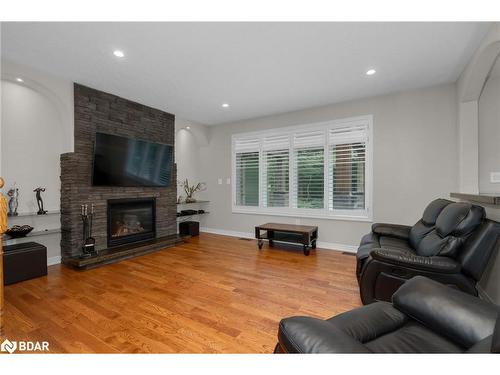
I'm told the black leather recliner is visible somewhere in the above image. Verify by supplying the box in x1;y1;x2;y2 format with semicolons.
275;276;500;353
356;199;500;304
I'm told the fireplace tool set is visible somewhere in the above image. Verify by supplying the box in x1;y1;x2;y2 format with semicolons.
81;204;97;258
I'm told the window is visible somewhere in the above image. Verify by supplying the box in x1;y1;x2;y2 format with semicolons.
232;116;372;220
328;123;368;212
234;138;260;206
263;149;289;207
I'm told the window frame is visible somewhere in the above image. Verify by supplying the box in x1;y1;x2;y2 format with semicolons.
231;115;373;222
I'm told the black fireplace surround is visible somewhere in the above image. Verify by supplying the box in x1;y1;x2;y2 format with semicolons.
107;198;156;247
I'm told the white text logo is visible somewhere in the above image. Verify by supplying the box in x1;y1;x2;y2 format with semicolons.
1;339;49;353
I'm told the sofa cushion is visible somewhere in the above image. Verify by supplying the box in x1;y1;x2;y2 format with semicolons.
421;198;453;226
416;203;485;257
408;198;452;249
436;203;484;238
409;221;436;249
416;230;453;257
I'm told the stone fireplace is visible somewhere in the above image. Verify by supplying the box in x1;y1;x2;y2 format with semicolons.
60;84;178;264
107;198;156;247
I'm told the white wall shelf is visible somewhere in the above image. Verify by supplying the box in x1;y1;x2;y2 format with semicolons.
3;228;61;245
8;210;60;217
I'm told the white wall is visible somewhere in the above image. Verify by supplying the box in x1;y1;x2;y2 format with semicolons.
478;72;500;194
455;23;500;304
191;84;458;249
1;60;73;211
1;60;73;262
175;117;210;187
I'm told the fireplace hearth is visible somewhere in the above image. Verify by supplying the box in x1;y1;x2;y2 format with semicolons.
107;198;156;247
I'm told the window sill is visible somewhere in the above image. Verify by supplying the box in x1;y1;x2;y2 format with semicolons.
231;207;372;222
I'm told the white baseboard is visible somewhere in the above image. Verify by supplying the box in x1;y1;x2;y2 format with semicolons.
316;241;357;253
47;255;61;266
200;227;357;253
201;227;254;239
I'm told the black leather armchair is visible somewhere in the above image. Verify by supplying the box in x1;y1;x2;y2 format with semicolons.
275;276;500;353
356;199;500;304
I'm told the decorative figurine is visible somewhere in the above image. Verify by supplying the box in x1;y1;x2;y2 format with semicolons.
33;187;47;215
7;185;19;216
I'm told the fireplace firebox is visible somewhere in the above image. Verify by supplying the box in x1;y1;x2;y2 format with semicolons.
107;198;156;247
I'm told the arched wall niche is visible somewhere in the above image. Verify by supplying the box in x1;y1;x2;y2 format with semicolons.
1;73;72;152
1;75;68;212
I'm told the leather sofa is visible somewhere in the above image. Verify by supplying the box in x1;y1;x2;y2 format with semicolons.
275;276;500;353
356;199;500;304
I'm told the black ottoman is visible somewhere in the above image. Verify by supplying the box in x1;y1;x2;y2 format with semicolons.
179;221;199;236
3;242;48;285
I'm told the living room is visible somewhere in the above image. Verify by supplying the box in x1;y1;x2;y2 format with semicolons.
1;1;500;372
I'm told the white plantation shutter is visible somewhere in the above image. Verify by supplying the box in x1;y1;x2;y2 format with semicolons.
328;122;368;211
232;116;372;219
292;131;325;209
262;134;290;151
234;137;260;153
328;122;368;144
234;137;260;206
293;130;324;148
263;149;289;207
262;135;290;207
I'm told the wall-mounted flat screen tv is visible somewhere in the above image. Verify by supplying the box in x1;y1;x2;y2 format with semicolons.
92;132;173;187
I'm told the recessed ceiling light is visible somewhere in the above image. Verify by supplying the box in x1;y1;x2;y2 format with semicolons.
16;77;24;82
222;103;230;108
113;50;125;58
366;69;376;76
186;126;191;130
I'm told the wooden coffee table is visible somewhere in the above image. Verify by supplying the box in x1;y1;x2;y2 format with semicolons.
254;223;318;256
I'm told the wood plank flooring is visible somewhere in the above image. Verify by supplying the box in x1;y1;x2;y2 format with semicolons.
3;233;361;353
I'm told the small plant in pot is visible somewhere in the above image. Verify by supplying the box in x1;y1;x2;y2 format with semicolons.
179;179;206;203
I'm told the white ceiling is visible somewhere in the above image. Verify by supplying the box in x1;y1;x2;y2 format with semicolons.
1;22;491;125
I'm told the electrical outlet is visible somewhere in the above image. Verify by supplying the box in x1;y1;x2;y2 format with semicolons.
491;172;500;183
226;178;231;185
217;178;223;185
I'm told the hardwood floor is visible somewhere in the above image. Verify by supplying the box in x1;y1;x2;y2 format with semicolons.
3;233;361;353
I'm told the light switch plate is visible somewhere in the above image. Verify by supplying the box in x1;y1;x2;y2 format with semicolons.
217;178;223;185
226;178;231;185
491;172;500;183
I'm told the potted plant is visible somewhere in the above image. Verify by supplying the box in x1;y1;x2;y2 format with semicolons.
179;179;206;203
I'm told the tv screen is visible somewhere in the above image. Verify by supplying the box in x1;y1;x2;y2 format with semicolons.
92;133;173;187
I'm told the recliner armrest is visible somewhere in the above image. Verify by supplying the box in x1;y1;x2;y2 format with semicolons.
371;223;411;240
392;276;500;349
278;317;371;353
371;248;461;273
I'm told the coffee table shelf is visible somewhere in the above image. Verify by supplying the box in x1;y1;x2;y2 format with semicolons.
254;223;318;256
